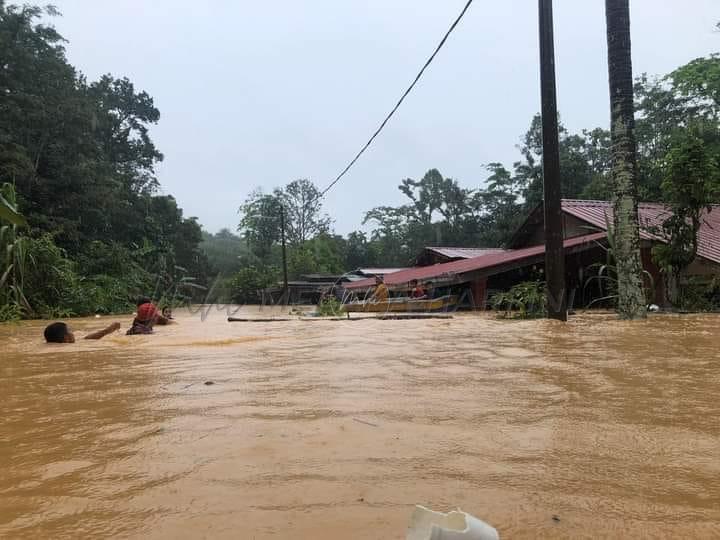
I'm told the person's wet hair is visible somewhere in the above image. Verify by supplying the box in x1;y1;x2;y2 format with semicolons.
137;296;152;306
44;322;69;343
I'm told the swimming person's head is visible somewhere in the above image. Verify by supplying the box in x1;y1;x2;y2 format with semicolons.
136;302;158;325
44;322;75;343
137;296;152;306
161;306;172;319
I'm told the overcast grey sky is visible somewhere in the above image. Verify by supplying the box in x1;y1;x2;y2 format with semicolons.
48;1;717;234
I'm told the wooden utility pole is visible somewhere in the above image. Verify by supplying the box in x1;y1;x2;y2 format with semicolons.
280;205;289;304
538;0;567;321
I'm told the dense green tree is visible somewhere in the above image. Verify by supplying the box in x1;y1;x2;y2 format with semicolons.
363;169;487;264
238;179;333;272
238;180;331;254
238;179;340;281
299;234;347;275
398;169;472;227
345;231;377;270
229;266;277;304
279;179;331;245
282;233;347;279
514;115;612;208
609;56;720;204
670;54;720;118
653;124;720;303
237;189;283;261
0;3;208;316
200;228;252;275
473;164;524;247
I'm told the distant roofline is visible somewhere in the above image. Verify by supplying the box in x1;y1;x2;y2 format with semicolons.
345;232;607;290
424;246;507;250
561;198;720;208
509;199;720;264
509;199;669;248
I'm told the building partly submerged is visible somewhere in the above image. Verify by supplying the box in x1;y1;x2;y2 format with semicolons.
344;200;720;309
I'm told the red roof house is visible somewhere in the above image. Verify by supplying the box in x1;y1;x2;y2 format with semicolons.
345;200;720;308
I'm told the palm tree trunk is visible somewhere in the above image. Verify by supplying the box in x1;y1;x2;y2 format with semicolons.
605;0;647;319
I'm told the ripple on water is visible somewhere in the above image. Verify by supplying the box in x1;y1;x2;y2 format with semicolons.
1;310;720;539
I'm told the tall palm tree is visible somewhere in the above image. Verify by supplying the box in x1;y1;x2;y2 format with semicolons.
605;0;646;319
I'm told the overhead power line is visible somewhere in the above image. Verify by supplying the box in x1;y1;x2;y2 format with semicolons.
318;0;475;198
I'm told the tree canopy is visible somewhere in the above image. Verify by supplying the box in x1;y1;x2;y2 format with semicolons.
0;3;209;318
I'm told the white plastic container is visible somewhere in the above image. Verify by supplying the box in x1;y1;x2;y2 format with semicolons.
406;505;499;540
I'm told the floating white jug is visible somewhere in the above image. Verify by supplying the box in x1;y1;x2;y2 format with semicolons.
406;505;499;540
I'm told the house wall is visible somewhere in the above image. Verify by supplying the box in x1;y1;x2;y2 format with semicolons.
523;214;598;246
641;248;720;305
469;278;488;310
415;250;450;267
641;248;666;306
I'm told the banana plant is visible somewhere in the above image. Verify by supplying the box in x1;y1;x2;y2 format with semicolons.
584;219;654;308
0;183;32;318
0;184;27;227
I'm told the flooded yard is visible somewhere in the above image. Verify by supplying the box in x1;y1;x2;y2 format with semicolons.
1;308;719;538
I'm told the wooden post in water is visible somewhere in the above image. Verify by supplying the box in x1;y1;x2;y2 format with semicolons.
280;205;289;304
538;0;567;321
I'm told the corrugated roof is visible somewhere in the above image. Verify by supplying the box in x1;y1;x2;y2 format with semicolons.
424;246;508;259
561;199;720;265
345;232;606;290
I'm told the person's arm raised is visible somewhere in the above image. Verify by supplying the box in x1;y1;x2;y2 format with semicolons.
84;322;122;340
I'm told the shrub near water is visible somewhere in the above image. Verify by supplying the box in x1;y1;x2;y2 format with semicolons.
316;296;344;317
491;281;547;319
8;234;150;319
676;277;720;312
230;266;278;304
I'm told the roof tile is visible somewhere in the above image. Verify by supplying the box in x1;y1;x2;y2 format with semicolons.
346;232;606;290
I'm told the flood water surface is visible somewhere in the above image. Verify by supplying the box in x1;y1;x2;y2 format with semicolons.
1;308;719;538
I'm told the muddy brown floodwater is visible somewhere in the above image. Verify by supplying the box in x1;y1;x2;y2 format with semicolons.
1;307;719;539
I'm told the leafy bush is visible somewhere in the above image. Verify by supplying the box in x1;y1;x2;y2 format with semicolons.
20;235;143;317
316;295;344;317
66;275;136;315
675;277;720;312
0;302;22;322
1;183;32;316
491;281;547;319
230;266;278;304
22;234;79;316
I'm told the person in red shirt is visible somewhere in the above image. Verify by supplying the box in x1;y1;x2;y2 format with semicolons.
126;297;173;335
409;279;426;299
